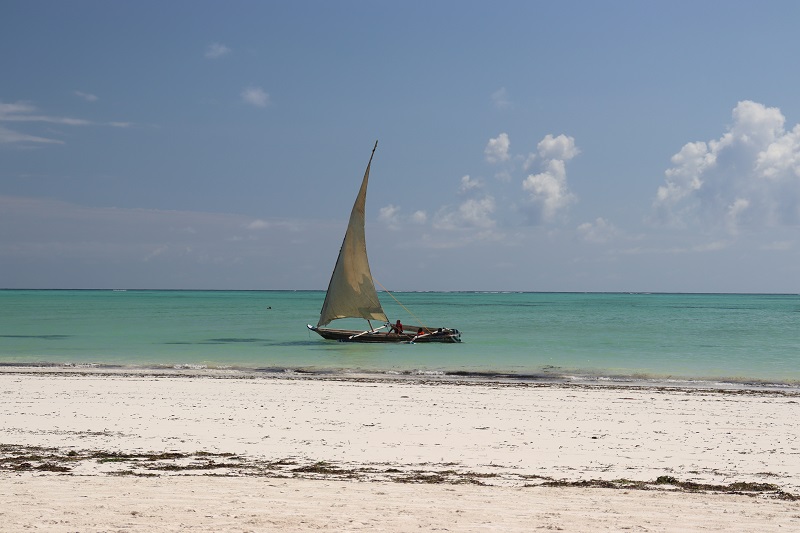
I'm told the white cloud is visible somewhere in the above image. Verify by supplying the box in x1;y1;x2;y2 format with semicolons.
433;196;496;230
0;101;36;116
379;204;402;229
0;125;63;145
410;210;427;224
459;175;483;193
485;133;510;163
577;217;617;243
0;101;90;126
0;99;131;144
205;42;231;59
0;101;68;144
653;100;800;230
491;87;511;110
241;86;270;108
657;141;711;202
725;198;750;234
521;134;579;224
74;91;98;102
523;160;576;222
537;134;580;161
755;124;800;179
459;197;496;228
1;111;90;126
379;204;427;230
730;99;784;146
246;219;269;230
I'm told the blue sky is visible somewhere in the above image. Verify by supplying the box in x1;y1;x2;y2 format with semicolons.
2;1;799;292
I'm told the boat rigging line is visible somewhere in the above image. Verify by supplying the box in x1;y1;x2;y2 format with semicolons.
373;279;433;335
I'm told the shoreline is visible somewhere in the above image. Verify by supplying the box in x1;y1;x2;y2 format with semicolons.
2;368;799;530
2;363;798;393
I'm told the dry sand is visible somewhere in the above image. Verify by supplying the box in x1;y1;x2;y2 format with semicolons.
1;368;799;531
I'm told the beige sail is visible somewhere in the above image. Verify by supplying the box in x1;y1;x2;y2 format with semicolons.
317;141;388;327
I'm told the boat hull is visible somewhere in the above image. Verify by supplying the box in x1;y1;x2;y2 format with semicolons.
308;325;461;343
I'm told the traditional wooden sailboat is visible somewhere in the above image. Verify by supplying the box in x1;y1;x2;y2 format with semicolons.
307;141;461;343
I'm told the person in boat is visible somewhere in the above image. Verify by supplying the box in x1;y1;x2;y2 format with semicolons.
390;320;404;334
417;328;425;337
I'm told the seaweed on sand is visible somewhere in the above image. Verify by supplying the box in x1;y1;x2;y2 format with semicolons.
539;476;797;500
291;461;353;476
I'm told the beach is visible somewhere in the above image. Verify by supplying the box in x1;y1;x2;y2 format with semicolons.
1;368;798;531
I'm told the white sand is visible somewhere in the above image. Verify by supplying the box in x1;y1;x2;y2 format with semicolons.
1;369;799;531
4;475;799;532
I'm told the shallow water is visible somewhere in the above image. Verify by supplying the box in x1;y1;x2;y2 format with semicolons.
1;290;798;388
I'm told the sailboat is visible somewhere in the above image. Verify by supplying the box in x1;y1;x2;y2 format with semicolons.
307;141;461;343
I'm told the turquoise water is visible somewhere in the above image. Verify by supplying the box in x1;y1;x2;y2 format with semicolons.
1;290;798;387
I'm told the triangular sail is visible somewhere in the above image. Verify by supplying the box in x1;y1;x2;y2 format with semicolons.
317;141;388;327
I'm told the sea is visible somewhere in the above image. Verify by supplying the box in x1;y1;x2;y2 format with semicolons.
1;290;798;389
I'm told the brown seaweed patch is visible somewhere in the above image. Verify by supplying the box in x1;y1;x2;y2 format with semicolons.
394;470;490;485
36;462;71;472
148;461;244;472
107;470;159;477
2;443;798;500
539;476;796;499
291;461;352;475
0;444;76;470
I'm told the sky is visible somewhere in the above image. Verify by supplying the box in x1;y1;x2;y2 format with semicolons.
2;1;799;292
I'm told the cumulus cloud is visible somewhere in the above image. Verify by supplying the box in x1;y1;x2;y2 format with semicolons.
537;133;581;160
241;86;270;108
653;100;800;231
205;42;231;59
410;131;579;239
433;196;496;230
485;133;510;163
521;134;579;223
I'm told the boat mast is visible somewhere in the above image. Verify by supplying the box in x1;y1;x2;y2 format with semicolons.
316;140;387;328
